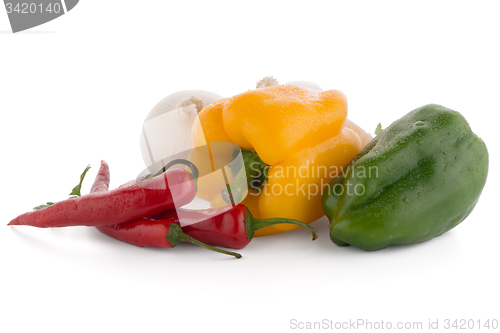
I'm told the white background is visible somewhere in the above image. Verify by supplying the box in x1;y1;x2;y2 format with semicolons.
1;1;499;332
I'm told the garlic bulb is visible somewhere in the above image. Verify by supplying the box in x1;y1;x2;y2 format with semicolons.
140;90;223;172
256;76;279;88
284;81;323;92
343;119;374;147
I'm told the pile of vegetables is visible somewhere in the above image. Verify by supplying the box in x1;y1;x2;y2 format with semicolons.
8;77;489;256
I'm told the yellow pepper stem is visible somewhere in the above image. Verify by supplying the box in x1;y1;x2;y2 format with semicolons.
222;149;268;204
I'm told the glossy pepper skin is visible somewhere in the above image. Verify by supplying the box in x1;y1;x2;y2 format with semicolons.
92;161;177;247
91;161;241;258
96;217;241;258
89;160;110;193
97;218;184;248
153;204;318;249
322;104;489;251
191;85;362;236
154;206;251;249
8;168;196;228
93;161;179;247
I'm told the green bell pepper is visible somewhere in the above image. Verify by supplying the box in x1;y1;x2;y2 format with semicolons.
322;104;488;251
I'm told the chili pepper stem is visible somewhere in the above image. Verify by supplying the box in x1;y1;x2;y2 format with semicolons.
166;223;242;258
244;208;318;240
146;159;199;191
152;159;199;180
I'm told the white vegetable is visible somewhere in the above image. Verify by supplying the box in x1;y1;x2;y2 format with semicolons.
344;119;374;148
284;80;323;91
256;76;279;88
140;90;223;172
257;77;323;91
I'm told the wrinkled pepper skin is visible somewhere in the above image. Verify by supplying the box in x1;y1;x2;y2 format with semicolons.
192;85;362;236
322;104;488;251
152;204;318;249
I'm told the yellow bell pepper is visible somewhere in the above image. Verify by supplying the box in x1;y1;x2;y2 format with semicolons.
192;85;362;236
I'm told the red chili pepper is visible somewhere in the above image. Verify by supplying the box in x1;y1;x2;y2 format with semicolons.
152;205;318;249
8;164;196;228
90;161;240;258
90;160;110;193
96;219;241;258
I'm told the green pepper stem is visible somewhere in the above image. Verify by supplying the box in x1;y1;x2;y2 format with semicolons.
153;158;199;180
241;149;268;191
166;223;242;258
222;149;268;204
244;208;318;240
149;159;199;190
221;166;247;205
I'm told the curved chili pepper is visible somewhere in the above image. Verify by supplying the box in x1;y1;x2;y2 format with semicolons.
8;164;196;228
153;204;318;249
96;219;241;258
